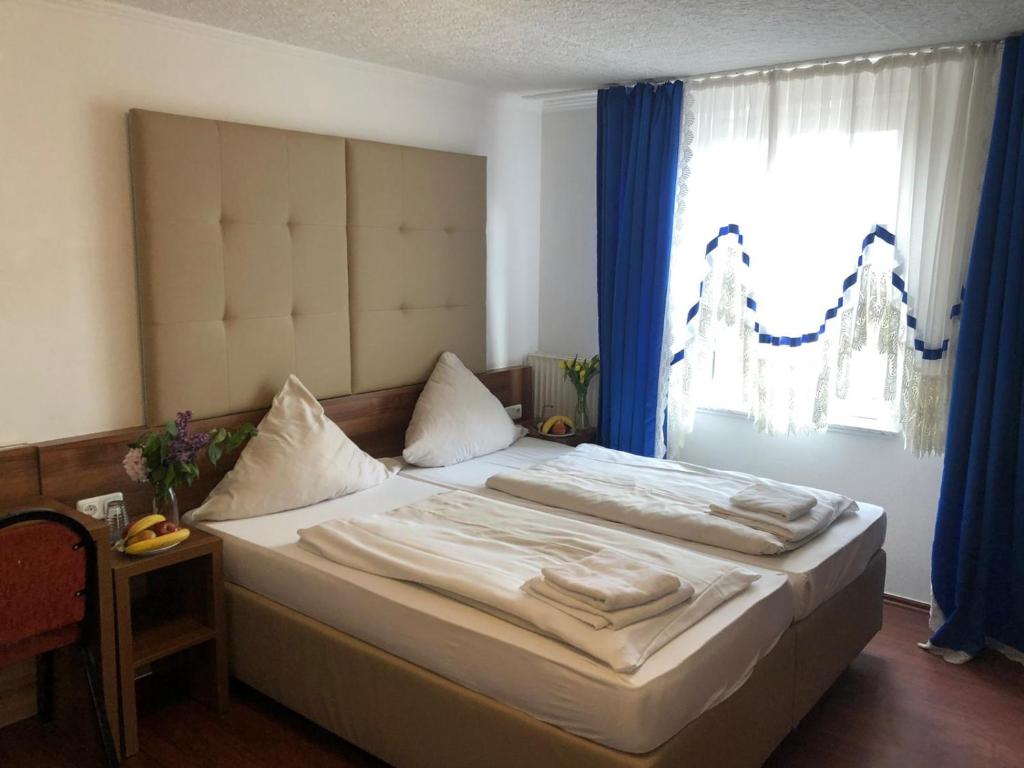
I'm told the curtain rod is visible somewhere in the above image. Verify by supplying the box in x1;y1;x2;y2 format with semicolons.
524;35;1004;101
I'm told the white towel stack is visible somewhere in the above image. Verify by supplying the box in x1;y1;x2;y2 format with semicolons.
730;482;817;521
522;550;695;630
708;481;849;545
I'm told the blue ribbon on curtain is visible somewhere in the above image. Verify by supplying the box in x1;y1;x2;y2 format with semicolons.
670;224;962;364
930;35;1024;659
597;81;684;457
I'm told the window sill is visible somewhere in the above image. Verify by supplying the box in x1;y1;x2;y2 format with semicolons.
694;406;901;438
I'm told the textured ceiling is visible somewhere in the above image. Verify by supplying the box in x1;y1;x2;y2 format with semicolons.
112;0;1024;93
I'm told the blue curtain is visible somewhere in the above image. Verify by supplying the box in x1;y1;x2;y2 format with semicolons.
596;81;684;457
930;36;1024;660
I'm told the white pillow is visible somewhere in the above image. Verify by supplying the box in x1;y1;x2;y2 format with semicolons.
403;351;527;467
190;375;394;522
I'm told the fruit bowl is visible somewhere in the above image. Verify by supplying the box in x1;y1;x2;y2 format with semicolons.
115;514;190;556
114;538;184;556
537;414;576;438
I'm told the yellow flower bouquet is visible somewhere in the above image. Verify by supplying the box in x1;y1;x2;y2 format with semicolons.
560;354;599;430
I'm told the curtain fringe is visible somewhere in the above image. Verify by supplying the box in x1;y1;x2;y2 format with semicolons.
668;226;959;453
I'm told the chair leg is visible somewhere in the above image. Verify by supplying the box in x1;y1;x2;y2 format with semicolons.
36;650;55;723
79;645;119;767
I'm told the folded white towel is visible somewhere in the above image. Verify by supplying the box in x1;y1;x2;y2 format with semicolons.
709;500;843;544
730;482;817;521
523;577;695;629
540;550;681;611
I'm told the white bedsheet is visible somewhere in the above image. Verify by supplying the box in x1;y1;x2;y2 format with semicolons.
297;490;758;672
486;444;853;554
189;476;792;752
400;438;886;620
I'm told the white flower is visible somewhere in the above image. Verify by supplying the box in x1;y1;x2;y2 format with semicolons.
122;447;148;484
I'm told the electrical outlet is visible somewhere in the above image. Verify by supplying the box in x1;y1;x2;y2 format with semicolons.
505;403;523;420
76;492;124;520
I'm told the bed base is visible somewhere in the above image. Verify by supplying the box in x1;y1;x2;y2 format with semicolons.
224;548;885;768
226;584;793;768
792;548;885;722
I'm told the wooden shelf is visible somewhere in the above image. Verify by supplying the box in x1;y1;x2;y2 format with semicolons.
132;615;216;669
112;529;227;756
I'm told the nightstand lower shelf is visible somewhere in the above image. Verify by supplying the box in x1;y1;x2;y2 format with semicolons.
133;615;217;668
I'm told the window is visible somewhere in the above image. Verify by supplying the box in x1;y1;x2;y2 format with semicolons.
702;335;900;433
689;126;902;431
664;45;1000;456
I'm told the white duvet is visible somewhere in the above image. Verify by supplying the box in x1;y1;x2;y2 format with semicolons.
297;490;757;673
486;445;856;555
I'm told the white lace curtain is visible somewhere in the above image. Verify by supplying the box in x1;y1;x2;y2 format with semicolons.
664;43;1001;457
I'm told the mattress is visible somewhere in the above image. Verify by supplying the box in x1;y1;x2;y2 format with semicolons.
400;438;886;620
190;476;792;753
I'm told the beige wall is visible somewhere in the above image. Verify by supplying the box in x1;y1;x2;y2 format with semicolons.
0;0;541;445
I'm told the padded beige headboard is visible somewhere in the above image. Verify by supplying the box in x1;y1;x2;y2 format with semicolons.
128;110;486;424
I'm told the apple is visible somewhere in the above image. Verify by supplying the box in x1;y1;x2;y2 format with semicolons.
551;421;568;435
152;521;179;536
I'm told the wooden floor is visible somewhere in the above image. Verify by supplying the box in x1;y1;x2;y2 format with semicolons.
2;603;1022;768
764;603;1024;768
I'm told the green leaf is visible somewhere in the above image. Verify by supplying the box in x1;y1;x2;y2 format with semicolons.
226;423;257;452
207;442;223;467
166;420;178;437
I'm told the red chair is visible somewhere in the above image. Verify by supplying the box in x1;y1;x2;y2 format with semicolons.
0;508;118;766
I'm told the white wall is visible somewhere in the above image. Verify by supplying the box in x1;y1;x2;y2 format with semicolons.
539;106;598;357
0;0;540;445
680;412;944;602
538;102;943;602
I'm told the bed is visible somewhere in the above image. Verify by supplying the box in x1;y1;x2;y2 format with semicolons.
189;476;793;758
400;437;887;720
117;107;885;767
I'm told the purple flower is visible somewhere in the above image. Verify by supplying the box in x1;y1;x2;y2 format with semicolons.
169;411;210;464
175;410;192;435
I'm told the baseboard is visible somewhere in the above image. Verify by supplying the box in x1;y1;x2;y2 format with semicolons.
883;593;929;613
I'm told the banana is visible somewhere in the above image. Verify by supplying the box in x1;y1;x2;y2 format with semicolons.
125;529;157;547
540;414;575;434
125;528;190;555
124;514;165;539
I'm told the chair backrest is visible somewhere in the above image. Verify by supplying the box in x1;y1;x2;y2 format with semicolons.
0;510;90;646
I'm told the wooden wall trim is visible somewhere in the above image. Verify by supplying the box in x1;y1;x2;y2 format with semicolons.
883;594;930;613
0;445;41;507
33;366;532;517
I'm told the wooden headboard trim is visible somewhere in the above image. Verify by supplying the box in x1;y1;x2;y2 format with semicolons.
29;366;532;517
0;446;41;507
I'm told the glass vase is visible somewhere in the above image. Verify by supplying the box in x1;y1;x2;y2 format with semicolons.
574;390;590;432
153;487;179;526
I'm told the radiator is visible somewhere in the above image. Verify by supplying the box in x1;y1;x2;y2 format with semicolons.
526;353;599;428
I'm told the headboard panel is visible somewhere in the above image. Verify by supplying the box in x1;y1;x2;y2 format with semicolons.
129;110;487;426
347;140;486;392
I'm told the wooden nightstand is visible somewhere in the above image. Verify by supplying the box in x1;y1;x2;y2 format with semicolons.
525;426;598;447
110;528;227;756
